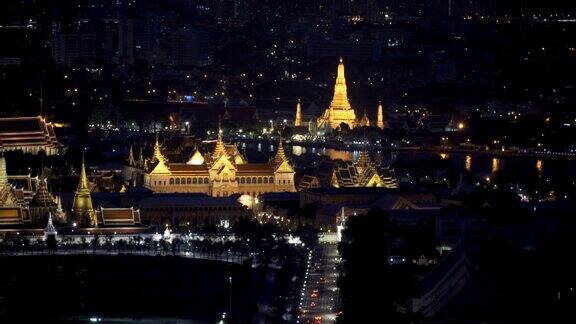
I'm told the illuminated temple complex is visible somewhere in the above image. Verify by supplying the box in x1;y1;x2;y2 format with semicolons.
314;58;388;131
144;132;296;197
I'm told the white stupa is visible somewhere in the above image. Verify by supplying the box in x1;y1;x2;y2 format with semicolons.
163;227;173;242
44;212;58;240
55;194;66;220
337;206;346;241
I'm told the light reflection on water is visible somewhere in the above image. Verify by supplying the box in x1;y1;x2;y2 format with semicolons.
247;143;572;181
492;157;501;174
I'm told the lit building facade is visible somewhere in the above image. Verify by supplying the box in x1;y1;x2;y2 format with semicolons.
144;133;296;197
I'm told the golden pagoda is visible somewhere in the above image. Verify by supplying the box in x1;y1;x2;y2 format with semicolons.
294;99;302;127
318;58;358;130
271;137;288;166
377;101;385;129
30;177;57;223
212;126;227;161
152;134;168;165
71;154;97;227
359;109;370;127
0;154;16;205
149;134;171;175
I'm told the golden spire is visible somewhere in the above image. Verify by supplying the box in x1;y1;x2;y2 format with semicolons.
72;153;96;227
78;154;90;191
356;145;371;172
360;108;370;126
150;134;170;174
0;154;16;206
295;99;302;126
153;133;167;164
127;144;135;166
333;57;349;105
318;57;357;130
212;119;228;160
377;101;384;129
272;137;287;165
31;177;56;207
0;154;9;188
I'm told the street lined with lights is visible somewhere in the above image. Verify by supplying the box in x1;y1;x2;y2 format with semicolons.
298;243;340;323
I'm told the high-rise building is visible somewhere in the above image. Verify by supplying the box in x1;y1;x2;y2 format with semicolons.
170;27;212;67
117;19;134;65
52;33;96;66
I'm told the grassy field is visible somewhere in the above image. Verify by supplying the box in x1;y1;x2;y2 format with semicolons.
0;254;260;323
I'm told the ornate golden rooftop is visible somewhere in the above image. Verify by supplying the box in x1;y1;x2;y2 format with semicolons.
0;116;63;155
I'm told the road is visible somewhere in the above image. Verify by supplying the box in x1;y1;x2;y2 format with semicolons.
298;242;340;323
0;249;248;264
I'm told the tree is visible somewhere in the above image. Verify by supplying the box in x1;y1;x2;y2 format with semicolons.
46;235;57;253
338;208;394;323
294;224;318;249
338;122;351;134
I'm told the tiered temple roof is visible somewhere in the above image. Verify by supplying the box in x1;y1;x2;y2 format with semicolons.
30;178;57;207
331;148;398;188
96;207;141;226
0;116;63;155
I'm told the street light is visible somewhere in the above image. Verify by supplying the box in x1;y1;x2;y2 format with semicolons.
228;276;232;320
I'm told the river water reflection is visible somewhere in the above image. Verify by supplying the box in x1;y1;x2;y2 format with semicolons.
241;142;573;183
